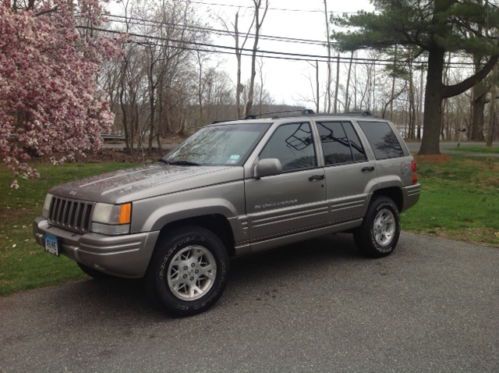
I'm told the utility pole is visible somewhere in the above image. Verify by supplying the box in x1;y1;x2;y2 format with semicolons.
323;0;332;113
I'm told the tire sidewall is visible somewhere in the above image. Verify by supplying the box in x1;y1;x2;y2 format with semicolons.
149;227;229;316
368;198;400;255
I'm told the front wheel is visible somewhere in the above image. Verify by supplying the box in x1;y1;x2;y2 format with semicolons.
145;226;229;317
354;196;400;258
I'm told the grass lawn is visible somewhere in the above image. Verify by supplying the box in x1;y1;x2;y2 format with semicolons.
0;162;138;295
452;145;499;154
401;155;499;246
1;155;498;296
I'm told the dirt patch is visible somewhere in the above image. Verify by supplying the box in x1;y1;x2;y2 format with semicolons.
431;227;499;248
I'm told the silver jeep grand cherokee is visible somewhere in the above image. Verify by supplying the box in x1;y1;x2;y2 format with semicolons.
34;113;420;316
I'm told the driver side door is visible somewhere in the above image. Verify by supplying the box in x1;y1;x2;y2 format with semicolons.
244;122;327;243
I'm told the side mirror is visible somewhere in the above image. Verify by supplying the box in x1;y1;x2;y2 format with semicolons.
255;158;282;179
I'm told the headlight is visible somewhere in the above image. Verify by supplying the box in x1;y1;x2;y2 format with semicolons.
91;202;131;235
42;193;53;218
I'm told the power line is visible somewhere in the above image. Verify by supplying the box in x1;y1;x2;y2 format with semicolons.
184;0;332;14
84;24;475;68
105;13;327;46
81;26;397;65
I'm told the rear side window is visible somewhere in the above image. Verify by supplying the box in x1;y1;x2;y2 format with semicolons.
317;121;367;165
260;122;316;172
358;121;406;160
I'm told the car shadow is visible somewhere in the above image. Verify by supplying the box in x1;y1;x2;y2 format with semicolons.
46;233;362;320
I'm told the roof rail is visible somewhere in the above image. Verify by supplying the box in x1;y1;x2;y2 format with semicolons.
211;109;372;123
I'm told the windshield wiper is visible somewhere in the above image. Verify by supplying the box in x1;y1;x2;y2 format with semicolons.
160;159;200;166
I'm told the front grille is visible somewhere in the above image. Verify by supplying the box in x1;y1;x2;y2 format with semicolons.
48;197;94;233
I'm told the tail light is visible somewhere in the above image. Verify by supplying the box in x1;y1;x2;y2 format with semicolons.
411;160;418;184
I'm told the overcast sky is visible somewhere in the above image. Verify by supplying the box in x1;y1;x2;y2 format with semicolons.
190;0;375;108
108;0;375;109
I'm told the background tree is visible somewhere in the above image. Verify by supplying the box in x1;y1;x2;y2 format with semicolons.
244;0;269;117
333;0;499;154
0;0;118;186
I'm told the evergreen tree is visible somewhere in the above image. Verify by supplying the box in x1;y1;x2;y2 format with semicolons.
333;0;498;154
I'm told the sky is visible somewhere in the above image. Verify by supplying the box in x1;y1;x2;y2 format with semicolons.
108;0;376;108
187;0;375;108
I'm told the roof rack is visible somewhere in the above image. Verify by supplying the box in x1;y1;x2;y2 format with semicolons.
211;109;373;123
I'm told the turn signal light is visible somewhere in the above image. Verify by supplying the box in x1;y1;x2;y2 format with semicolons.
118;203;132;224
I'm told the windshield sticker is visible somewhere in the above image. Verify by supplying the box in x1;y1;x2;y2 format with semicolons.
226;154;241;164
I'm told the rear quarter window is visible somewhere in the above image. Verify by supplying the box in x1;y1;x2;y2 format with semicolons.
358;121;407;160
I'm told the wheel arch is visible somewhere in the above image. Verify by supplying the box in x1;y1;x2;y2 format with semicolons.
155;214;236;257
369;186;404;212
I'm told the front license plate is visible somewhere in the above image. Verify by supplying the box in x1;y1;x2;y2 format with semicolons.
44;234;59;256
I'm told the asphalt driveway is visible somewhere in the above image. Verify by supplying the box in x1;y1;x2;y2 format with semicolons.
1;232;498;372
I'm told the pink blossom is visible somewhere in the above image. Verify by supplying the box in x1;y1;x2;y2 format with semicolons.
0;0;121;182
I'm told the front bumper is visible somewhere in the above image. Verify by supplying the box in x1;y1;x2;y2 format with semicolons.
33;217;160;278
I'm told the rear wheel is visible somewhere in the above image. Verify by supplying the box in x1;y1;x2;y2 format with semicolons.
354;196;400;258
146;226;229;317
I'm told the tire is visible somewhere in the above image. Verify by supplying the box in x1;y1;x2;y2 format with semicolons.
145;225;229;317
77;263;114;280
354;196;400;258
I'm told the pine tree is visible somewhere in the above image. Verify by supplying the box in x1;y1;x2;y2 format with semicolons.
333;0;498;154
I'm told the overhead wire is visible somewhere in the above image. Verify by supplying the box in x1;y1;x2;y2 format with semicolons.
80;23;475;68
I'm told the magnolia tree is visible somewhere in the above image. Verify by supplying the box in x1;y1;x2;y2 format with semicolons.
0;0;118;187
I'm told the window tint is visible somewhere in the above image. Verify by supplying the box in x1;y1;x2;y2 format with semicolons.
317;121;367;165
358;121;406;160
260;122;316;172
317;122;352;165
343;122;367;162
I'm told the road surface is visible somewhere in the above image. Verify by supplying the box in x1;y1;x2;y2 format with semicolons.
1;232;498;372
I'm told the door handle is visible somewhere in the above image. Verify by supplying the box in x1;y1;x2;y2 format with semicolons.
308;174;325;181
361;166;375;172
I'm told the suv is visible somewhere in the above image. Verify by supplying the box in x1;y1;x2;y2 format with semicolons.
33;113;420;316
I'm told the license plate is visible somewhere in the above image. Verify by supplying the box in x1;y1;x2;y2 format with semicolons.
44;234;59;256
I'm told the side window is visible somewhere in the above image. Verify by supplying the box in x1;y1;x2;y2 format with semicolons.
358;121;406;160
317;122;352;165
317;121;367;165
342;122;367;162
260;122;316;172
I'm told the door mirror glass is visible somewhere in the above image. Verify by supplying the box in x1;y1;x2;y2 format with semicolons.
255;158;282;178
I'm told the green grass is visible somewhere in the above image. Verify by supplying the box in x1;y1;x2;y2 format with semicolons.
0;162;138;295
1;155;498;296
452;145;499;154
401;155;499;246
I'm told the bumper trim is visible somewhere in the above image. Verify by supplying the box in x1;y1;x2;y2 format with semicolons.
33;217;160;278
402;184;421;211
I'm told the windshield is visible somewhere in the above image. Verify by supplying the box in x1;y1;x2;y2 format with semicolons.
163;123;270;166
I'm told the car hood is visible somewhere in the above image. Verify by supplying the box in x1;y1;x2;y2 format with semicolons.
49;163;244;204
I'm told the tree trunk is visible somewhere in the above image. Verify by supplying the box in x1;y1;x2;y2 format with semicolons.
486;64;497;147
244;0;268;117
334;53;340;113
408;59;416;140
345;51;353;112
471;94;486;141
417;67;424;140
419;47;445;155
389;46;398;120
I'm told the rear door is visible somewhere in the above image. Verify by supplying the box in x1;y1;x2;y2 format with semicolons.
245;122;327;242
357;120;412;186
316;120;375;224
